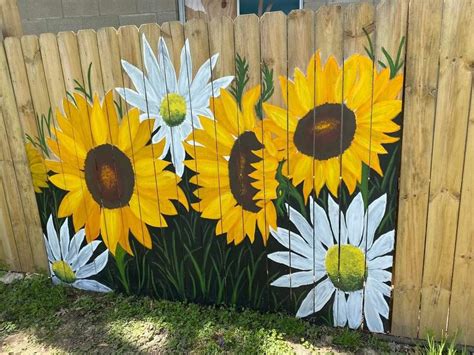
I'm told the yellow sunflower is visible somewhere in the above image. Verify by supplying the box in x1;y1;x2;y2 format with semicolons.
263;52;402;199
46;91;188;255
184;86;279;245
25;142;48;193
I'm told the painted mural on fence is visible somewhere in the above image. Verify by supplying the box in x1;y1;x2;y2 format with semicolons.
26;33;404;333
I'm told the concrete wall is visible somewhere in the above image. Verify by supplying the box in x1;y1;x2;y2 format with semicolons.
18;0;178;34
17;0;376;35
304;0;379;10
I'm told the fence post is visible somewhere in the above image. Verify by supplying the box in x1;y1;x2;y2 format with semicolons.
0;0;23;38
0;41;47;272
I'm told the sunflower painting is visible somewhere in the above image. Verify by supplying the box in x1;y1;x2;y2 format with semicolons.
46;91;188;255
25;142;48;193
27;18;405;336
263;52;402;199
184;86;280;245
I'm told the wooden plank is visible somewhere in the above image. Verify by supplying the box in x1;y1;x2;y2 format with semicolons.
77;29;104;97
260;11;287;108
369;0;408;334
234;14;260;89
260;10;288;312
391;0;443;339
160;21;184;74
315;4;343;64
448;82;474;346
285;7;315;317
0;114;21;271
97;26;125;106
39;33;67;116
57;32;84;93
0;0;23;38
0;41;45;272
419;0;474;338
208;16;234;79
4;37;39;139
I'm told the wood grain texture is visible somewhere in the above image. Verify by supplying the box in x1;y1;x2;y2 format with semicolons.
448;76;474;345
57;32;84;93
391;0;443;339
234;14;259;88
77;30;104;97
208;16;234;78
259;11;287;108
0;0;23;38
419;0;474;338
160;21;185;74
315;5;343;64
0;42;45;272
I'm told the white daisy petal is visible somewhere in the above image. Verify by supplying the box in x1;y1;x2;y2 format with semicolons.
208;76;234;97
190;54;218;95
270;227;312;259
71;241;101;271
328;194;340;241
270;270;314;288
296;278;335;318
142;35;165;99
170;134;186;177
75;249;109;279
346;193;364;246
116;87;149;113
52;275;60;285
178;39;192;94
59;218;70;258
66;229;85;262
43;235;54;262
72;279;112;293
121;60;146;95
367;230;394;260
366;194;387;249
334;289;347;327
347;290;363;329
339;211;348;244
368;269;392;283
267;251;311;270
287;204;313;247
364;287;388;332
312;197;334;247
46;216;61;261
368;255;393;270
158;38;177;93
367;276;391;297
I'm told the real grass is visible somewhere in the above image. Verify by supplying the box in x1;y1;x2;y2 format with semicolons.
0;275;417;353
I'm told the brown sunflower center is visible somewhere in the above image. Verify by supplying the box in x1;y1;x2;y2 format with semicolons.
228;131;263;213
293;103;356;160
84;144;135;209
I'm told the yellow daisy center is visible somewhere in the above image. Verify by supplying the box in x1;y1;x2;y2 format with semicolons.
294;103;356;160
228;131;263;213
325;244;366;292
84;144;135;209
160;93;187;127
52;260;76;283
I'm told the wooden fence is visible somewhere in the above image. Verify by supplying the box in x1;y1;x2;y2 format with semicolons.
0;0;472;346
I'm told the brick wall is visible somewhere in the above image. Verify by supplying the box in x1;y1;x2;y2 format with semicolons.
18;0;178;34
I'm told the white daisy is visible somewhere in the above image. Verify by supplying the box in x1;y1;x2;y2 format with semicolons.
268;193;393;333
44;215;112;293
116;35;234;177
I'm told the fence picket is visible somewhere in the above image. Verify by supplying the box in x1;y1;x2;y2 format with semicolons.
391;0;443;338
419;0;474;338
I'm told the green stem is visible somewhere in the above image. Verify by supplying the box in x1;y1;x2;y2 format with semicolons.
359;163;370;209
114;245;130;294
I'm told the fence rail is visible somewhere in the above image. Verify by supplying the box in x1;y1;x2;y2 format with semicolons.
0;0;472;346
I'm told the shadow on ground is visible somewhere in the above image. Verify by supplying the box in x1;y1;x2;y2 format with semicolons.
0;275;411;353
